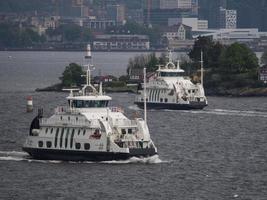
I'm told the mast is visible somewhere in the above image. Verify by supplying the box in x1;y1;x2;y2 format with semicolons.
143;67;147;123
200;50;204;86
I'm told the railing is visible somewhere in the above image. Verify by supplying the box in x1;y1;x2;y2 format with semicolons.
40;118;100;128
111;118;138;127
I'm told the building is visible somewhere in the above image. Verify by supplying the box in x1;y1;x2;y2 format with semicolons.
164;24;192;40
199;0;227;28
93;34;150;50
228;0;267;31
198;20;208;29
259;65;267;83
192;28;267;50
126;9;144;25
83;19;116;30
168;17;208;30
191;0;198;15
160;0;192;9
107;4;125;24
220;7;237;29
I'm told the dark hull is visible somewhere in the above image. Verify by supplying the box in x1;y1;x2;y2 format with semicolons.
134;101;207;110
22;147;157;162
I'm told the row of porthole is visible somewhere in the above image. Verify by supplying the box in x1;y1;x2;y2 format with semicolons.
38;141;90;150
44;127;86;136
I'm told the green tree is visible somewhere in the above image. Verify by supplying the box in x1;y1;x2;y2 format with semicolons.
219;43;259;74
60;63;85;87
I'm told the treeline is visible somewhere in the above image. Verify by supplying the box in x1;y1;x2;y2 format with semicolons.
46;24;93;42
0;23;45;47
187;37;262;90
0;23;94;48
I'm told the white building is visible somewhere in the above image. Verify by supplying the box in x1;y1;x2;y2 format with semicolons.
164;24;192;40
198;20;208;30
220;7;237;29
168;17;208;30
160;0;192;9
93;34;150;50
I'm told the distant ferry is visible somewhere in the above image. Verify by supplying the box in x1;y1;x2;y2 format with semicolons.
22;47;157;161
134;51;207;110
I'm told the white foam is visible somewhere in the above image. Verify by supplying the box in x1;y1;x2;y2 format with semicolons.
0;150;166;165
0;156;26;161
128;105;141;111
160;108;267;118
100;155;166;164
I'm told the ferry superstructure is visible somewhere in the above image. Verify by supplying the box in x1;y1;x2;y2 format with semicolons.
134;51;208;110
22;52;157;161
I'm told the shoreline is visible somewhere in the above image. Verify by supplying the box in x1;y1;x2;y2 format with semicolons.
36;84;267;97
0;48;187;53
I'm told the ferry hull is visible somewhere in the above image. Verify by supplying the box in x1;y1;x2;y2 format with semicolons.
22;147;157;162
134;101;207;110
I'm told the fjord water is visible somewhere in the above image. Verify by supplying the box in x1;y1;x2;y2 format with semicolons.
0;51;267;200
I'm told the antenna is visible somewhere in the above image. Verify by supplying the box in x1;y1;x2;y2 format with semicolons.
143;67;147;123
168;50;173;63
200;50;204;86
177;60;180;69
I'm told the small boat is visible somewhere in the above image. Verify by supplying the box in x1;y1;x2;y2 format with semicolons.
22;48;157;161
134;51;208;110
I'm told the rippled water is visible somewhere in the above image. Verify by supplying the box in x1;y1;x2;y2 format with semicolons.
0;51;267;200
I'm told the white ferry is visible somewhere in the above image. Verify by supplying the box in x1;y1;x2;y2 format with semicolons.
22;52;157;162
134;51;208;110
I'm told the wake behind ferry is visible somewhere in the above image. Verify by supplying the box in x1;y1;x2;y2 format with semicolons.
134;51;208;110
22;48;157;161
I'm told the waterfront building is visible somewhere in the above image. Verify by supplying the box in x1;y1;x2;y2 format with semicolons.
93;34;150;50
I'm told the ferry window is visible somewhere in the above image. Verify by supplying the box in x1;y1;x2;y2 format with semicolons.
84;143;90;150
70;129;75;148
75;143;81;149
78;129;81;135
128;129;132;134
50;128;53;134
45;128;48;133
121;129;126;134
83;129;86;135
54;128;59;148
65;128;70;148
160;72;184;77
60;128;64;148
60;116;63;120
46;141;52;148
77;100;84;108
38;141;43;147
165;98;168;103
73;100;108;108
160;98;163;102
76;117;78;121
68;116;70;121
